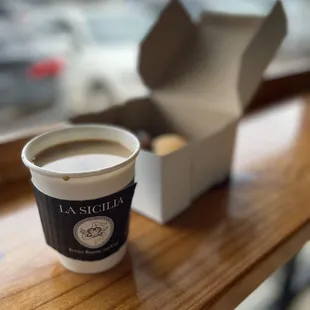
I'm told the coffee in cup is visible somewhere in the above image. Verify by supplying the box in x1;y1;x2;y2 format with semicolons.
22;125;140;274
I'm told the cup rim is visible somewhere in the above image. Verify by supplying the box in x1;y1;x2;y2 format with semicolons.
21;124;140;179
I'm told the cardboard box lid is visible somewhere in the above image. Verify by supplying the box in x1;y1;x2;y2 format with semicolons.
138;0;286;115
238;2;286;108
139;0;196;89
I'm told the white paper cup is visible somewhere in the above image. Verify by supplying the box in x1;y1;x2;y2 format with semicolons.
22;125;140;274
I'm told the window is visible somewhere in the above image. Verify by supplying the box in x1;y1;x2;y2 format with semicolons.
0;2;155;135
0;0;309;185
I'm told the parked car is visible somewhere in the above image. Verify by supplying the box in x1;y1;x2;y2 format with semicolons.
0;18;68;112
0;4;153;115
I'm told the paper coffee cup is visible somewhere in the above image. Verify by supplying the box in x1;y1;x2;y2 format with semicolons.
22;125;140;274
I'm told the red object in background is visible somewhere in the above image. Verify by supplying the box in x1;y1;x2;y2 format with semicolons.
27;58;64;79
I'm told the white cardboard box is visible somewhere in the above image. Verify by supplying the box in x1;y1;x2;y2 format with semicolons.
71;0;286;224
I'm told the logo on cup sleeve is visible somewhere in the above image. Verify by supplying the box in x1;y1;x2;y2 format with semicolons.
73;216;114;249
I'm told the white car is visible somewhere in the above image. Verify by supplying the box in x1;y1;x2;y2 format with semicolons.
0;4;153;115
60;4;153;115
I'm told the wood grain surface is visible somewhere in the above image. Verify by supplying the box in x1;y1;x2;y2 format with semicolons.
1;98;310;310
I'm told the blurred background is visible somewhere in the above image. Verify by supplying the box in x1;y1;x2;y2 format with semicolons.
0;0;309;136
0;0;156;134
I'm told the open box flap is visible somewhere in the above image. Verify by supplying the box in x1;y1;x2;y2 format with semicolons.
238;1;286;109
72;0;286;137
139;0;286;116
138;0;196;89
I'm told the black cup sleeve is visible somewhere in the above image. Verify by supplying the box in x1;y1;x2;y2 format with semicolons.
33;181;137;261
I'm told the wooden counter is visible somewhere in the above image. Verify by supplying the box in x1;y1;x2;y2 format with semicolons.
1;98;310;310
